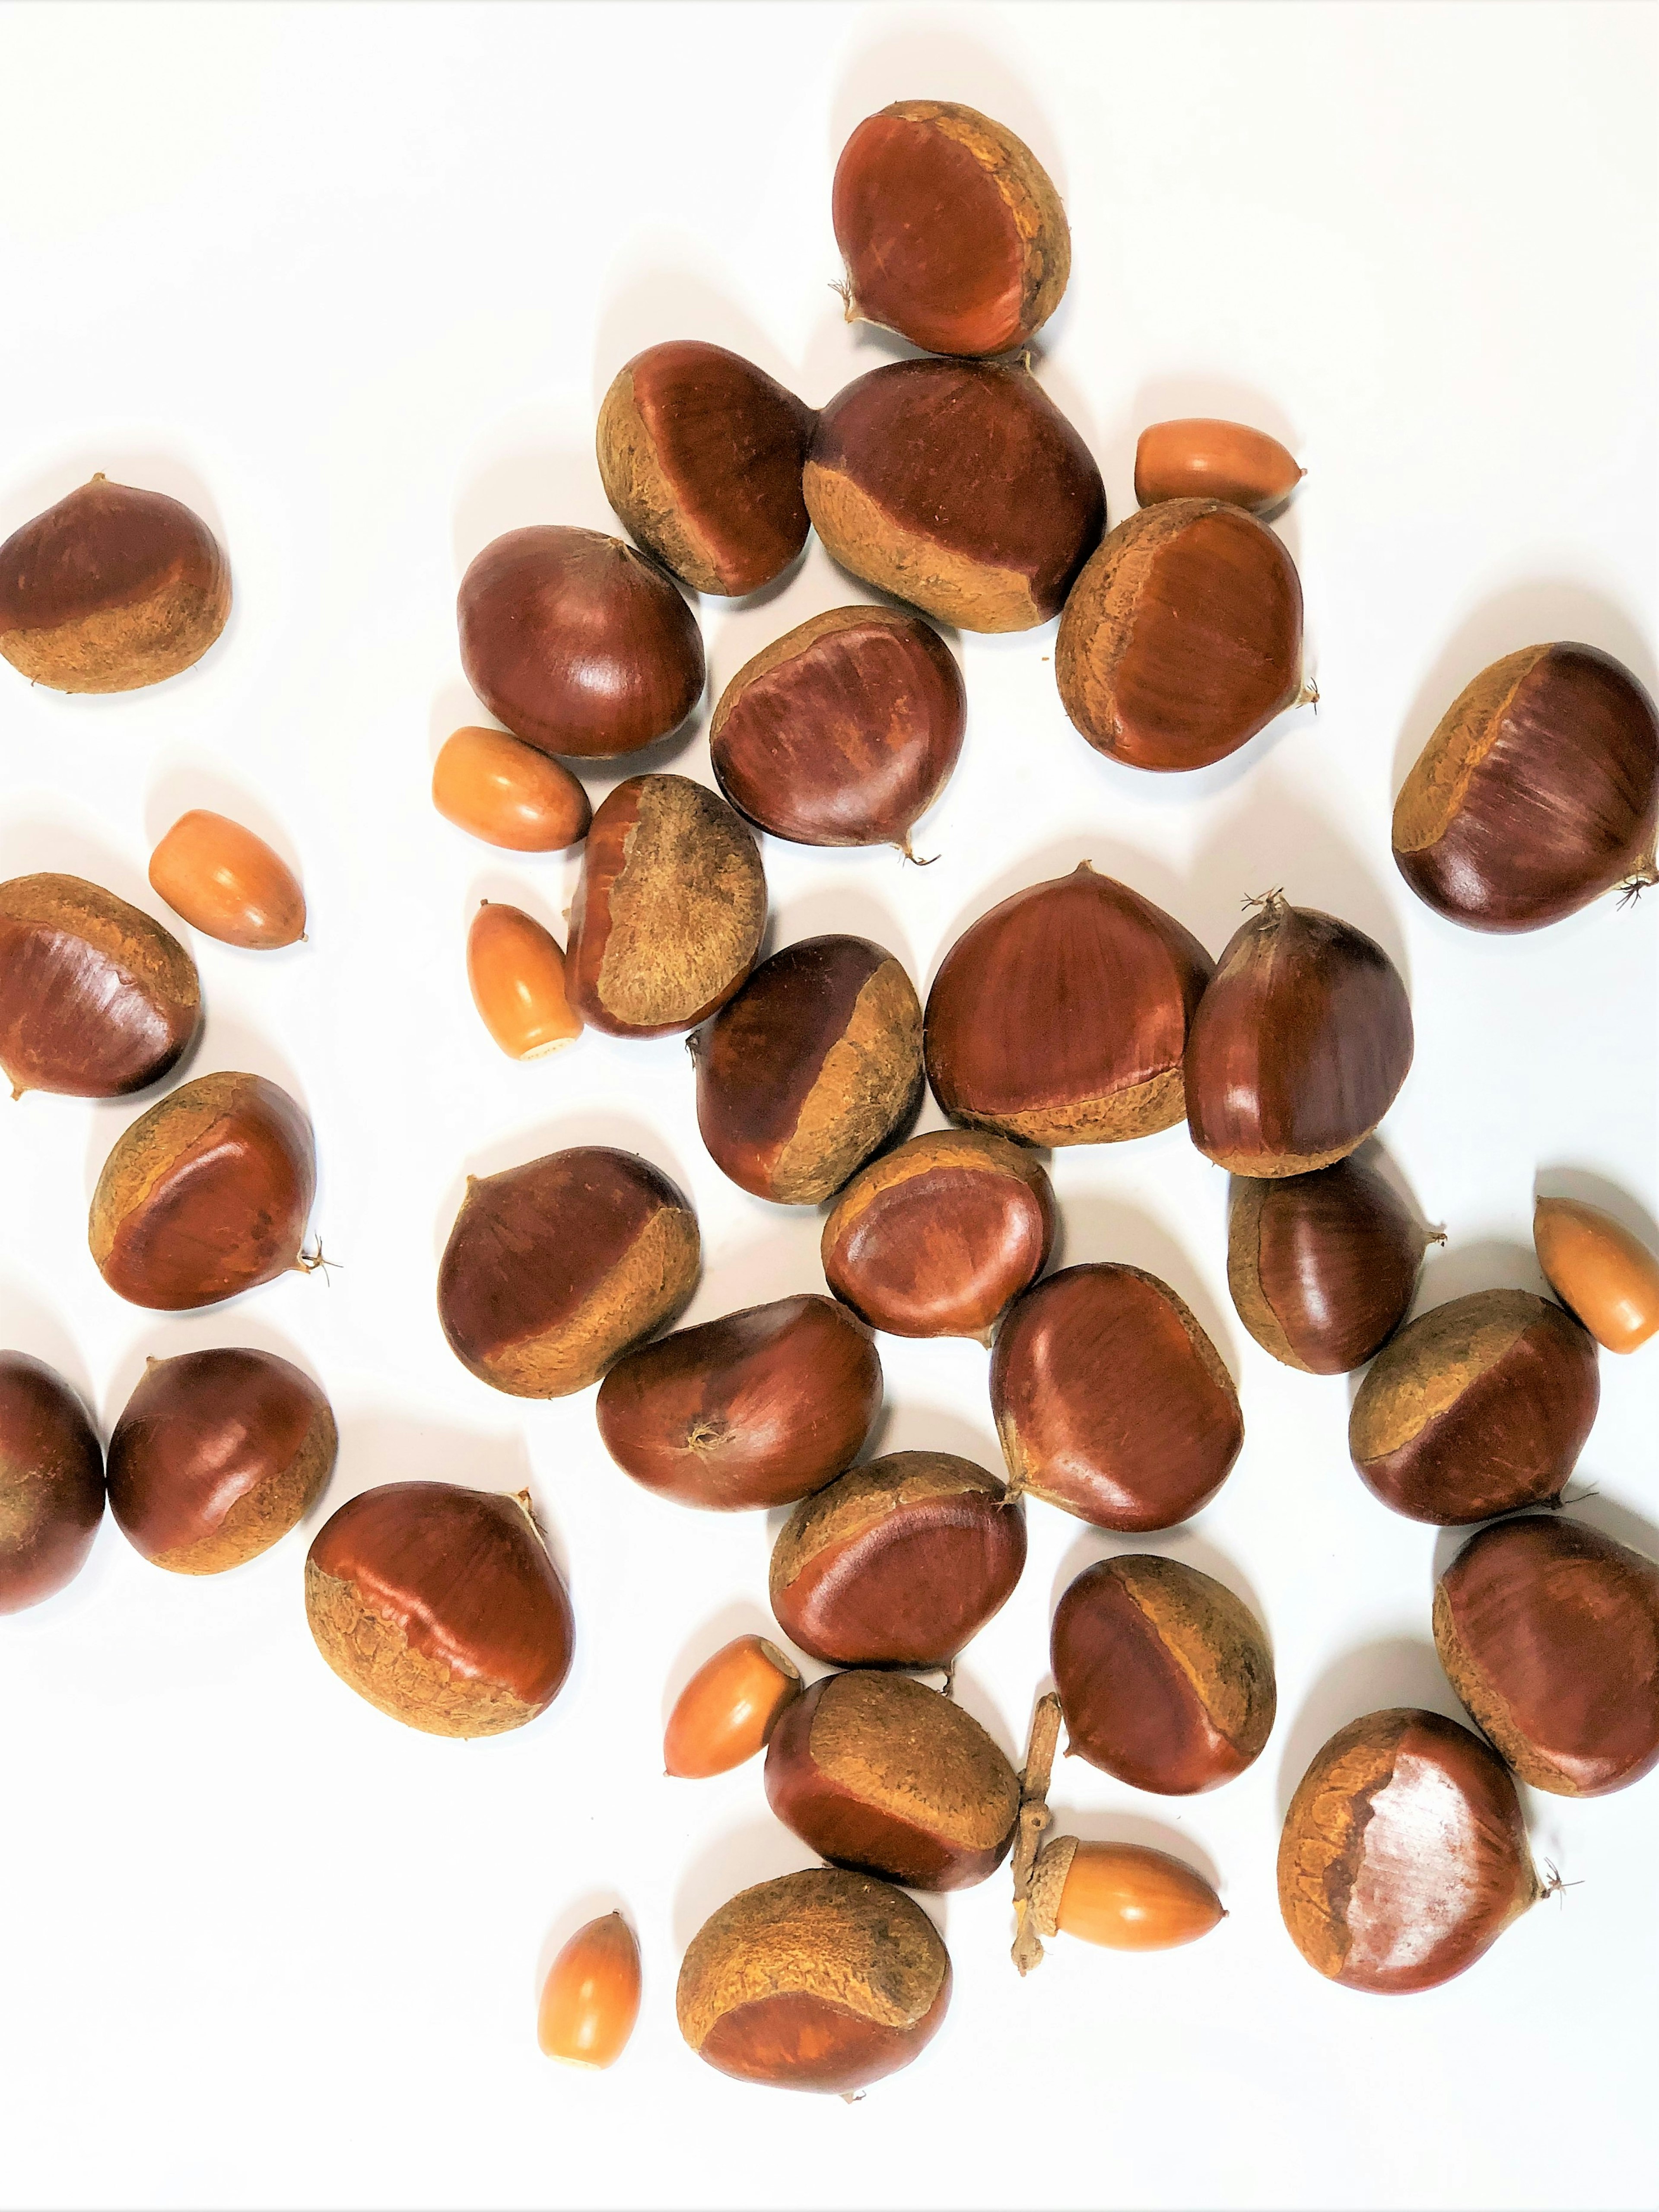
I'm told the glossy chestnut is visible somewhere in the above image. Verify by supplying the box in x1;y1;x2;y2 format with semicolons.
1026;1837;1224;1953
664;1635;804;1777
538;1913;641;2068
466;902;582;1060
1133;420;1303;516
0;1353;104;1612
431;725;591;852
1534;1195;1659;1353
148;810;305;950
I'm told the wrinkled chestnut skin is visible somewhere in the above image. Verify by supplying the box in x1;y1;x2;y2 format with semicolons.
924;863;1213;1148
596;1294;880;1510
0;874;201;1100
1278;1709;1543;1994
1434;1516;1659;1796
1349;1289;1599;1525
1134;420;1304;516
1393;644;1659;932
0;1354;104;1612
696;936;923;1205
457;524;704;758
1184;895;1414;1177
803;359;1105;633
1227;1157;1434;1374
597;341;815;597
992;1264;1243;1530
769;1450;1025;1665
710;606;965;854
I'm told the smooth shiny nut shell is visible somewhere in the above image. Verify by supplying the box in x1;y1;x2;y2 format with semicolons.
1533;1196;1659;1353
664;1635;803;1777
1031;1837;1224;1951
1134;420;1303;516
432;726;591;852
466;903;582;1060
1227;1158;1435;1374
538;1913;641;2068
148;810;305;949
0;1354;105;1613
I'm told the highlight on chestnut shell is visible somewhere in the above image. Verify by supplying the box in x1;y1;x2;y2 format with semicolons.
0;1353;105;1614
664;1635;804;1779
148;810;306;950
466;901;582;1061
431;726;592;852
1533;1194;1659;1353
538;1913;641;2068
1024;1837;1225;1955
1133;420;1303;517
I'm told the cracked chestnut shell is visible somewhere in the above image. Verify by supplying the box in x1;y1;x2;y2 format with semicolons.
1133;420;1303;516
0;1353;104;1613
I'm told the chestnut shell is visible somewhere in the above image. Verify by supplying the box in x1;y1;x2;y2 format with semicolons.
0;1353;104;1612
1227;1157;1433;1374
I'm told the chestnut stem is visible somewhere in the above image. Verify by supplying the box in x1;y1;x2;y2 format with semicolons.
1011;1692;1063;1974
1616;847;1657;905
293;1239;338;1281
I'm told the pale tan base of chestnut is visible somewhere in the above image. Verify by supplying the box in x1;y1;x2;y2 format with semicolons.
803;461;1042;634
1;570;230;693
953;1064;1186;1149
304;1557;539;1736
147;1409;337;1575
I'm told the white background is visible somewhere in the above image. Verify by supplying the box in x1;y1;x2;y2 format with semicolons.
1;5;1655;2208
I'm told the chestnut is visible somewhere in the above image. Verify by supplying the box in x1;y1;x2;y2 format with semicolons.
1533;1195;1659;1353
107;1349;336;1573
466;901;582;1060
431;725;591;852
764;1670;1020;1891
1183;894;1414;1176
992;1264;1243;1530
821;1130;1055;1341
694;936;922;1205
306;1480;573;1736
664;1635;804;1777
538;1913;641;2068
802;359;1105;633
1133;420;1303;517
0;473;229;692
769;1451;1025;1668
677;1867;950;2094
0;874;201;1100
565;775;765;1038
923;863;1214;1147
1434;1515;1659;1797
1051;1555;1275;1793
1278;1709;1550;1993
597;341;815;597
89;1072;316;1311
1025;1838;1225;1954
148;810;305;950
439;1146;698;1398
832;101;1069;358
596;1294;878;1511
1348;1288;1599;1524
0;1352;104;1612
456;524;703;758
1227;1157;1440;1374
1392;643;1659;931
709;605;965;857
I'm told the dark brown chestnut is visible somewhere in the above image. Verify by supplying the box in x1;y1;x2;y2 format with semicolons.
1133;420;1303;516
769;1451;1025;1665
0;474;229;692
709;606;965;857
1227;1157;1441;1374
1183;893;1414;1176
597;341;815;597
1349;1289;1599;1524
803;359;1104;633
923;863;1214;1147
596;1293;880;1510
1278;1709;1550;1994
1051;1555;1275;1793
821;1129;1054;1341
695;936;922;1205
1434;1515;1659;1796
305;1480;573;1736
0;1353;104;1612
832;101;1070;358
456;524;703;758
564;775;765;1038
0;874;201;1100
108;1349;336;1573
89;1073;317;1311
992;1264;1243;1530
1393;643;1659;931
765;1670;1020;1891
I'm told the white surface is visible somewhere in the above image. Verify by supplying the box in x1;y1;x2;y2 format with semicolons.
1;4;1656;2208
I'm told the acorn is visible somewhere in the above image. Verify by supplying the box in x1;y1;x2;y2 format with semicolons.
431;725;592;852
664;1636;804;1778
148;811;305;950
1025;1838;1225;1953
466;902;582;1061
1133;420;1304;516
1533;1195;1659;1353
0;1353;105;1613
538;1913;641;2068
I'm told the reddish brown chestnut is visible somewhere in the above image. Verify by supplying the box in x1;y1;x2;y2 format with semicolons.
822;1130;1054;1341
695;936;922;1205
305;1480;573;1736
764;1670;1020;1891
1183;894;1414;1176
832;101;1069;358
992;1264;1243;1531
0;1353;104;1612
596;1293;878;1510
565;775;765;1038
0;474;229;692
924;863;1214;1147
1278;1709;1550;1994
0;874;201;1100
431;726;592;852
1052;1555;1275;1793
1133;420;1303;517
148;811;305;950
709;606;965;857
769;1451;1025;1666
456;525;703;758
597;341;815;597
1393;644;1659;931
1056;500;1308;771
1434;1515;1659;1797
439;1146;698;1398
677;1867;950;2094
89;1073;317;1311
1349;1289;1599;1524
107;1349;336;1573
803;359;1104;633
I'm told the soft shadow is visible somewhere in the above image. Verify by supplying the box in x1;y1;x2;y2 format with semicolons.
0;1281;97;1408
1411;1234;1547;1316
428;680;489;764
0;809;157;915
861;1402;1000;1475
660;1598;805;1732
592;261;805;412
1534;1166;1659;1254
1049;1195;1238;1380
1275;1637;1459;1819
1048;1526;1271;1649
760;880;917;976
941;1659;1016;1764
686;1220;830;1324
432;1108;699;1265
1351;1135;1444;1242
1040;1807;1223;1897
1557;1491;1659;1566
451;440;614;577
671;1816;821;1951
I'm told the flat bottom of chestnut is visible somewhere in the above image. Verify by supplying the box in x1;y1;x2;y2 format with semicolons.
305;1559;541;1736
